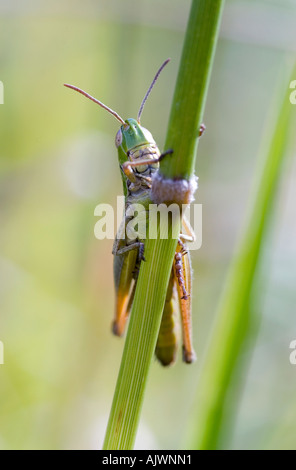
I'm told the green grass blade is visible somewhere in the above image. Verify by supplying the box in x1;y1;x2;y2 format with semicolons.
161;0;225;179
187;65;295;450
103;0;225;450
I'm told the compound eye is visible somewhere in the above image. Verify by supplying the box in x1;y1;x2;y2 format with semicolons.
115;128;123;148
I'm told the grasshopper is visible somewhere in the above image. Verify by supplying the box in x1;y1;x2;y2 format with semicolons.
65;59;204;365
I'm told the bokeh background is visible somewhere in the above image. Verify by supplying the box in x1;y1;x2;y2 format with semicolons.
0;0;296;450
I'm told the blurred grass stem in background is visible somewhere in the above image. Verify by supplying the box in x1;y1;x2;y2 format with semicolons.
187;64;296;450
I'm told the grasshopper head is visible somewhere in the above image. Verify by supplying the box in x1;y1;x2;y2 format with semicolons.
64;59;170;168
115;118;155;164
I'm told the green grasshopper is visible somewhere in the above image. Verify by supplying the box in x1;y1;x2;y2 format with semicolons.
65;59;204;365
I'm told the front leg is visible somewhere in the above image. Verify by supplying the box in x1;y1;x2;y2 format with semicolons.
121;149;174;181
115;241;145;262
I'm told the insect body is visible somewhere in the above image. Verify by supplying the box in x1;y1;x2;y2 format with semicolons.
65;59;201;365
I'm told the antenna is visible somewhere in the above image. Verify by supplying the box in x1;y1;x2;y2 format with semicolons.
64;84;125;125
137;58;170;123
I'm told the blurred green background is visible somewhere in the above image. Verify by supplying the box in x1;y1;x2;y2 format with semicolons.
0;0;296;450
